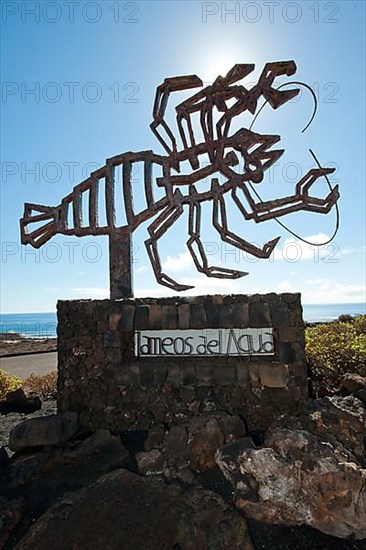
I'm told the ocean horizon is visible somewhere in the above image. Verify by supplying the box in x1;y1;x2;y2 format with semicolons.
0;302;365;339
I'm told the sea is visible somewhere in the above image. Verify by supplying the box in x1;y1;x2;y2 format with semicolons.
0;303;365;338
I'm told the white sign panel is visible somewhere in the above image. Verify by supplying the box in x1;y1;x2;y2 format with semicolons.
135;328;274;357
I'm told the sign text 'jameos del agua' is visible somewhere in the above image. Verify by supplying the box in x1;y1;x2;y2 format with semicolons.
135;328;274;357
20;61;339;431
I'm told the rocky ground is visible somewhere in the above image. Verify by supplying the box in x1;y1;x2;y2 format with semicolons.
1;374;366;549
0;334;57;357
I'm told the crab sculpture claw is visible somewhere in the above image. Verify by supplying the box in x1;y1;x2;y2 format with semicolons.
296;168;339;213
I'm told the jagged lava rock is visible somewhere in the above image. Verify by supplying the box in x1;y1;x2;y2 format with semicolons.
268;395;366;466
216;427;366;539
309;395;366;463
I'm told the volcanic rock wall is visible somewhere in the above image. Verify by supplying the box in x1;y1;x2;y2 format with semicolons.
57;293;307;431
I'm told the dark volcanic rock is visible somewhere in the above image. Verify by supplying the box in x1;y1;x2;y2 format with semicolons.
164;425;188;460
0;399;57;453
14;469;254;550
218;414;246;443
189;418;225;472
1;429;129;548
144;427;165;450
9;412;79;451
0;388;42;415
0;445;8;467
135;414;248;478
136;449;165;475
2;404;365;549
6;429;128;491
0;496;25;549
341;374;366;404
341;373;366;394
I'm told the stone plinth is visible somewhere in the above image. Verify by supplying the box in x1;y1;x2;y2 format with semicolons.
57;293;307;431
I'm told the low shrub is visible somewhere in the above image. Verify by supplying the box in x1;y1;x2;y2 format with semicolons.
0;369;22;401
306;315;366;395
23;371;57;399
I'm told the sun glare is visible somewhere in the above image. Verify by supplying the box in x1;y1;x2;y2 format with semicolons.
199;50;243;84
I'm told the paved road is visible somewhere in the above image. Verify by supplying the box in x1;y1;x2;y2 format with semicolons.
0;352;57;379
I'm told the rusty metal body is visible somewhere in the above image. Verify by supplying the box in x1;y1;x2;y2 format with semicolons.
20;61;339;298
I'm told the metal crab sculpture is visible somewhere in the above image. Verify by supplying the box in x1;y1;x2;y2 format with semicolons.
20;61;339;298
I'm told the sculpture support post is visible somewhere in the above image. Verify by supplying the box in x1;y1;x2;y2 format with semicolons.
109;232;133;299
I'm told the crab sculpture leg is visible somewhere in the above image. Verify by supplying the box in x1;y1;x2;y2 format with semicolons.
150;75;203;170
211;179;281;258
145;189;193;292
186;185;248;279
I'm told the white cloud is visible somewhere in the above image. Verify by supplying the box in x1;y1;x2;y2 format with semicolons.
339;246;366;256
136;275;247;297
271;278;365;304
339;247;356;256
162;251;192;272
301;280;366;304
272;233;337;262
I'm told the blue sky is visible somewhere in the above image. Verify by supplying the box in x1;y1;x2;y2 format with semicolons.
1;0;365;313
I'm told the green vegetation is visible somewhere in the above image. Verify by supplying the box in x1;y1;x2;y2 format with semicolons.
306;315;366;393
0;369;22;400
